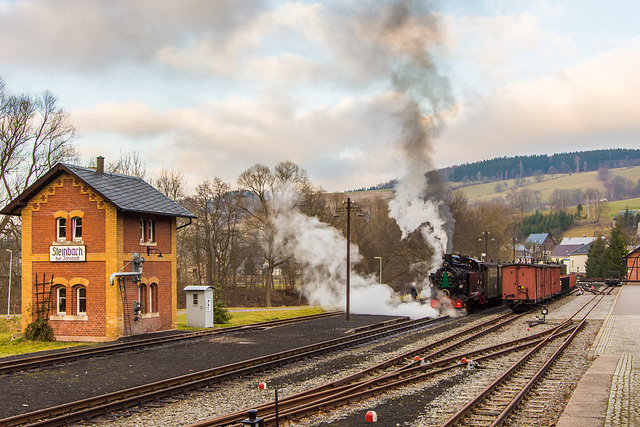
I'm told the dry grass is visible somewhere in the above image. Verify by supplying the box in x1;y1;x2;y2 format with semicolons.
457;166;640;204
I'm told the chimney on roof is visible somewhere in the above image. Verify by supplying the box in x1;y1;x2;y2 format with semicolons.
96;156;104;175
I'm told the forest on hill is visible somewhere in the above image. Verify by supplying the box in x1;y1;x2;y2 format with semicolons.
440;148;640;183
353;149;640;192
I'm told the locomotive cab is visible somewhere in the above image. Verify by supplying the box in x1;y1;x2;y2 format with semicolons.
430;254;503;312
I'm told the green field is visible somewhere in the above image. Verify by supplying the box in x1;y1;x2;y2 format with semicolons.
455;166;640;206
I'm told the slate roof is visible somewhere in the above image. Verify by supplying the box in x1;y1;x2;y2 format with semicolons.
559;237;595;246
525;233;551;246
1;163;196;218
551;242;592;258
570;243;592;256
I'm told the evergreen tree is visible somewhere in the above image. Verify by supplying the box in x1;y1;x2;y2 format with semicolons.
603;221;630;278
585;236;606;278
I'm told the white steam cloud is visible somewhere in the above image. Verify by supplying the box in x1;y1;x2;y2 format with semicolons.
271;185;439;319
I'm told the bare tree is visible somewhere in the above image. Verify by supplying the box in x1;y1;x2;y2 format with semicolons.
153;167;186;201
586;188;609;223
237;161;311;306
107;149;146;178
0;78;78;237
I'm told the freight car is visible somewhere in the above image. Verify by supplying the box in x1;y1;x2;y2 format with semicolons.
429;254;576;313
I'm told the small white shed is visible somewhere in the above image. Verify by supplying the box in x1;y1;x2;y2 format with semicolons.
183;285;216;328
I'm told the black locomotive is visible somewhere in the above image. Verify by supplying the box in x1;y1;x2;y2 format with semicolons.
429;254;502;311
429;254;575;312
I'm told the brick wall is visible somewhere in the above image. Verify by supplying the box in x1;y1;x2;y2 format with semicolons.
21;172;178;340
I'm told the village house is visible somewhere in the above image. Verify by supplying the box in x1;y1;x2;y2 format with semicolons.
550;237;595;275
524;233;556;260
0;157;195;341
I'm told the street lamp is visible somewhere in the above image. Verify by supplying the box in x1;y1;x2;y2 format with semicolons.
6;249;12;318
335;197;363;321
481;231;490;262
374;257;382;284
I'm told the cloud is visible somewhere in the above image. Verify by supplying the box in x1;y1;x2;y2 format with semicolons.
72;92;409;191
437;39;640;166
0;0;266;70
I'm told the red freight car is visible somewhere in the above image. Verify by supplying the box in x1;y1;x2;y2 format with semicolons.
502;263;566;312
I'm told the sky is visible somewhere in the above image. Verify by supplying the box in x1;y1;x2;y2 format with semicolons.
1;0;639;193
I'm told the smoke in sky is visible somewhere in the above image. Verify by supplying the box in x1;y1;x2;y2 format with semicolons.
349;1;456;274
264;1;456;318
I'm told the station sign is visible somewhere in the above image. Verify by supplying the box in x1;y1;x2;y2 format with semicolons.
49;245;86;262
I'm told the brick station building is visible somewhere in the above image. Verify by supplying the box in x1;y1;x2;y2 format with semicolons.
0;157;195;341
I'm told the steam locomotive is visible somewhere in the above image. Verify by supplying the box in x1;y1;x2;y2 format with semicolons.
429;254;576;312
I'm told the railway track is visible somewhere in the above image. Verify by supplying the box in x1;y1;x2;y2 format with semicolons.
188;287;615;426
186;311;567;426
0;311;342;376
438;286;614;427
0;314;448;426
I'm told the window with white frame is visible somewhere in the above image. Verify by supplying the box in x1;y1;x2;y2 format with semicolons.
56;217;66;242
77;286;87;315
56;287;67;315
140;219;156;244
192;293;198;306
72;217;82;241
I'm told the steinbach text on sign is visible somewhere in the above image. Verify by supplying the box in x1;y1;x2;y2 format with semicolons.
49;245;86;262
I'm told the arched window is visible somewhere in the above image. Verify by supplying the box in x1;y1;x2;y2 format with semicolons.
56;217;66;242
138;283;148;314
56;287;67;315
76;286;87;315
72;217;83;241
149;283;158;313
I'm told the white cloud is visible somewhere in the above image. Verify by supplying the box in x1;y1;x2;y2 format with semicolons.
0;0;266;70
72;92;408;192
437;39;640;166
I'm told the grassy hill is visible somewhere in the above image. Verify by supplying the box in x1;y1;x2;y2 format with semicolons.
347;165;640;239
455;165;640;217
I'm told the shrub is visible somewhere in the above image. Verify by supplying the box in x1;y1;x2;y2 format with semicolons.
24;319;54;341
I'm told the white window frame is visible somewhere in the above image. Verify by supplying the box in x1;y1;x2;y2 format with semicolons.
192;293;198;306
77;287;87;316
147;219;155;243
140;219;156;244
72;217;83;242
56;217;67;242
57;287;67;315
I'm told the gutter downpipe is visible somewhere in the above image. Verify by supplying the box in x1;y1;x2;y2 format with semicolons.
176;217;193;231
